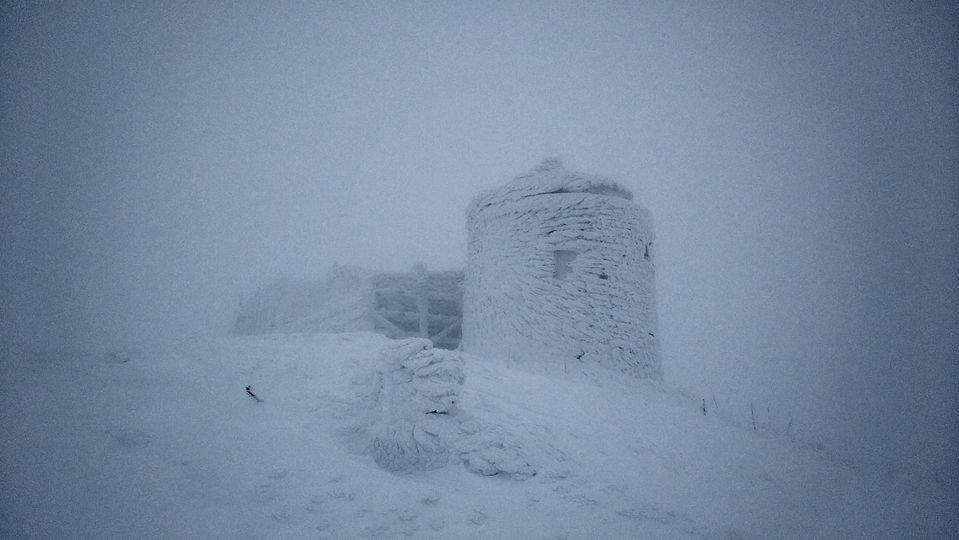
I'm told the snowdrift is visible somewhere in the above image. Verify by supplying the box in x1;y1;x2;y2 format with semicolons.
2;332;952;538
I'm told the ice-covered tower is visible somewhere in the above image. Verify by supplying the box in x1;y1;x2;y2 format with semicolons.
462;159;661;380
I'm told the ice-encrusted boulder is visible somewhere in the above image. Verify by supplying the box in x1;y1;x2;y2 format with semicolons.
362;339;541;478
462;159;662;380
369;339;465;471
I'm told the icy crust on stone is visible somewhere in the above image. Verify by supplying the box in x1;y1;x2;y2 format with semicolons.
463;161;661;381
470;158;633;211
362;339;541;478
370;339;464;472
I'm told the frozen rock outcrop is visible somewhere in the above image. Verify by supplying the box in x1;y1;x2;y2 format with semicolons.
370;339;465;471
462;159;661;380
361;339;545;478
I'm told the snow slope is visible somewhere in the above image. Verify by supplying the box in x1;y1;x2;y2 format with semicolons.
1;333;952;538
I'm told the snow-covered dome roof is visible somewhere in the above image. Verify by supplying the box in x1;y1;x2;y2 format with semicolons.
470;159;633;210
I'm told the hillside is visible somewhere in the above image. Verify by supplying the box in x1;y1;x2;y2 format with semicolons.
1;333;951;538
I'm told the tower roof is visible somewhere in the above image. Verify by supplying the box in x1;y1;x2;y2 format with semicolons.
471;159;633;210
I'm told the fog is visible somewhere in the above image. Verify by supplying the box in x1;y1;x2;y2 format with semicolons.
2;1;956;485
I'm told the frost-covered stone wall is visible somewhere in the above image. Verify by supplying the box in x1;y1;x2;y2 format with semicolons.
462;159;661;380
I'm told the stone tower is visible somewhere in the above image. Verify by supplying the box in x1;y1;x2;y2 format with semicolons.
461;159;661;380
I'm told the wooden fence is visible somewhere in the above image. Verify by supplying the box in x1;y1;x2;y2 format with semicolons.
371;264;463;350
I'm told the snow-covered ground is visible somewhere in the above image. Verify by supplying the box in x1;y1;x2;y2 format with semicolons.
1;333;952;538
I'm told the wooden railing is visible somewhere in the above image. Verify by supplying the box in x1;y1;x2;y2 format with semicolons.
371;264;464;350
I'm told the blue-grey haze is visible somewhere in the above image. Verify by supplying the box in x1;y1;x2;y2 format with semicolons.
2;1;956;490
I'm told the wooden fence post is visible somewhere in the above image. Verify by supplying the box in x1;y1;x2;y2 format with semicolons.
414;263;429;338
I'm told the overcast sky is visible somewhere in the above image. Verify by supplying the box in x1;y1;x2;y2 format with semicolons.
2;1;956;478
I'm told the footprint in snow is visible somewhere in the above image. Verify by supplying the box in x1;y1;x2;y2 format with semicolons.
111;428;152;449
251;469;290;505
616;502;683;525
419;491;441;506
105;347;140;364
467;509;488;526
390;507;417;523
